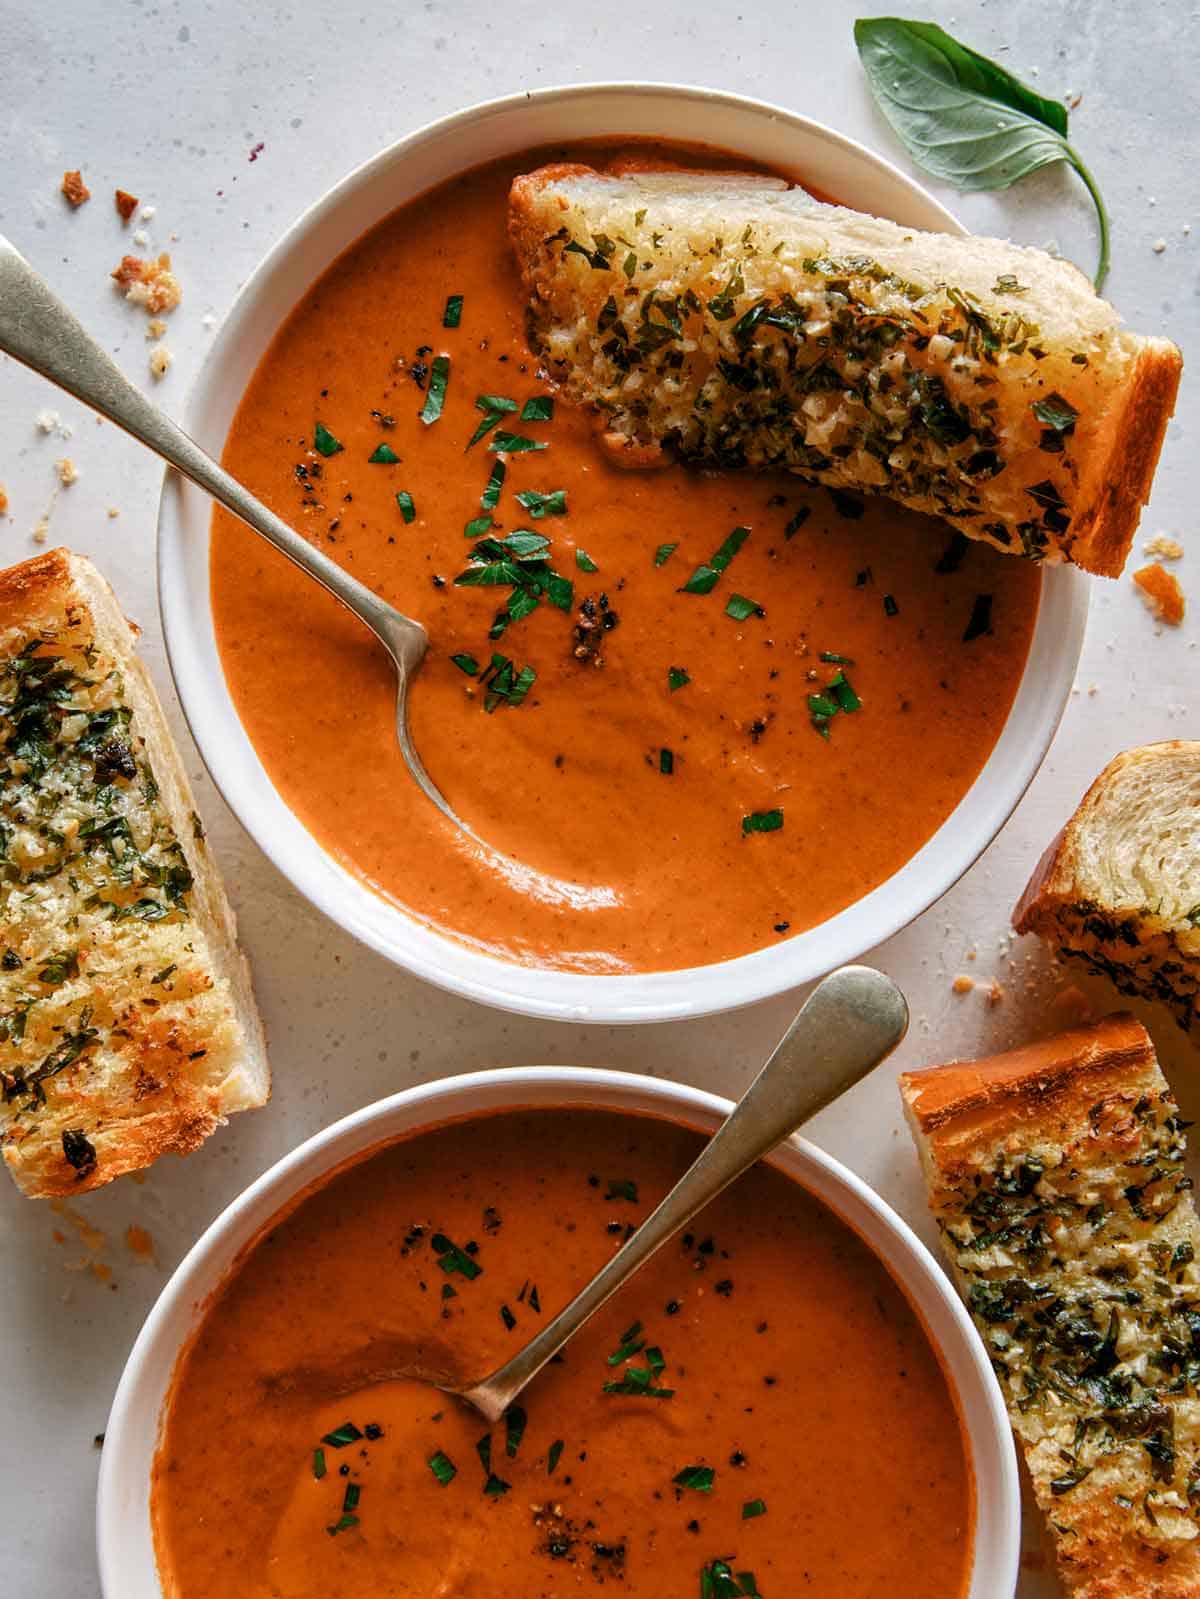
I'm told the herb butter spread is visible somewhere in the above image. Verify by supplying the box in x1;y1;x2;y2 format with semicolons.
0;550;267;1197
903;1016;1200;1598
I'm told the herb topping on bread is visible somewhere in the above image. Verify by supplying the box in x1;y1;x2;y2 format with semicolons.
509;163;1182;576
902;1015;1200;1599
1015;742;1200;1033
0;549;268;1197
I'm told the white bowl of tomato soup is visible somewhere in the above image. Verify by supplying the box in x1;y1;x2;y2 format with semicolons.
158;83;1088;1021
97;1066;1020;1598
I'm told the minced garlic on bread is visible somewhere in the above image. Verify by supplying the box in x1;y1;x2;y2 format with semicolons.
902;1016;1200;1599
0;549;268;1197
509;163;1182;577
1014;742;1200;1034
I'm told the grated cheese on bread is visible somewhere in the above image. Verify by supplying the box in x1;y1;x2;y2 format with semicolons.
0;549;268;1197
509;163;1182;577
902;1016;1200;1599
1014;742;1200;1034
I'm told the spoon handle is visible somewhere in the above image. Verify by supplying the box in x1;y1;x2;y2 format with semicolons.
0;235;423;665
462;965;908;1423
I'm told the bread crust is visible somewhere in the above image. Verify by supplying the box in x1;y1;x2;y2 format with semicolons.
1014;742;1200;1032
510;162;1183;577
903;1017;1200;1599
0;549;268;1196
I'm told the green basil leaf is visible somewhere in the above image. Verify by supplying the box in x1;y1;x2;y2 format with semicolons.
481;460;506;509
368;442;400;464
520;396;554;422
854;17;1110;287
575;549;599;573
490;431;547;454
442;294;463;328
396;490;416;523
742;809;783;836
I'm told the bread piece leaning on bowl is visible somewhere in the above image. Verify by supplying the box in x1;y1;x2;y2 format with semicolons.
510;162;1182;576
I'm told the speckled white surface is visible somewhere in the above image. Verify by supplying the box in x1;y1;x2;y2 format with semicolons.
0;3;1195;1594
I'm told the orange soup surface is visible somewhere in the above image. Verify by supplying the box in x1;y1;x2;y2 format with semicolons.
152;1108;974;1597
211;143;1040;971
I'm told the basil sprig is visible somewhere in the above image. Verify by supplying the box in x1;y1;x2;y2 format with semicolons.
854;18;1111;288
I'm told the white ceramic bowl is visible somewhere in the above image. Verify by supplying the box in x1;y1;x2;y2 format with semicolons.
158;83;1089;1025
97;1066;1020;1597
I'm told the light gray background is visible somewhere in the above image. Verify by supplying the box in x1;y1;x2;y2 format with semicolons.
0;2;1195;1594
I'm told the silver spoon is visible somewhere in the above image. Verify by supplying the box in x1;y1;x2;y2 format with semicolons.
446;964;907;1424
0;235;453;822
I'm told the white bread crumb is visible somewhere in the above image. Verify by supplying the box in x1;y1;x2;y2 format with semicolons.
55;457;78;487
148;346;172;380
1144;534;1184;561
145;318;167;340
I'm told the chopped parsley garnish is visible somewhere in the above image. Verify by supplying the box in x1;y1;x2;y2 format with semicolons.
481;460;506;509
819;651;854;665
660;748;674;775
654;542;679;566
481;656;537;713
516;488;567;518
490;431;547;454
431;1233;482;1279
784;507;811;538
682;526;749;595
466;394;517;450
934;531;969;574
606;1178;638;1202
312;422;342;457
504;1405;527;1458
484;1474;511;1496
963;593;994;642
829;671;861;712
476;1434;492;1474
742;1498;767;1519
725;594;762;621
607;1321;646;1365
547;1439;564;1474
312;1448;326;1480
463;514;494;540
500;1302;516;1331
520;396;554;422
451;653;480;676
326;1513;359;1537
673;1465;716;1492
809;668;862;736
343;1483;361;1514
396;490;416;523
419;355;450;425
742;809;784;836
603;1366;676;1398
668;667;690;692
368;442;400;464
1031;392;1078;432
428;1450;457;1485
322;1422;363;1449
442;294;463;329
701;1559;761;1597
575;549;599;573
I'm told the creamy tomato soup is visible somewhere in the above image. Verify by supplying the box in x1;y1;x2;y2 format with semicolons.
210;143;1039;971
151;1109;973;1597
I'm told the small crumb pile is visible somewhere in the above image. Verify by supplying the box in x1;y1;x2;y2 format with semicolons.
1133;562;1186;626
1144;533;1184;561
111;252;179;378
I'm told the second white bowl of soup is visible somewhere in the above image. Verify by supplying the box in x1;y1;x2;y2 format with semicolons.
158;82;1087;1021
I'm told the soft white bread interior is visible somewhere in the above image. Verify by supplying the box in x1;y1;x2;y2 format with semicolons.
510;162;1182;576
1014;741;1200;1033
902;1015;1200;1599
0;549;269;1197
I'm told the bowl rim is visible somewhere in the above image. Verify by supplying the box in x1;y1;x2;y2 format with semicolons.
156;80;1090;1025
96;1063;1021;1598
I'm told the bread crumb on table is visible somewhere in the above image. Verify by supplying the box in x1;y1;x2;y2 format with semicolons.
951;974;975;995
1133;561;1186;625
111;252;181;315
106;507;120;519
55;457;78;487
61;169;90;207
148;346;172;380
145;317;167;340
985;978;1005;1007
0;485;8;517
1143;533;1184;561
114;188;139;222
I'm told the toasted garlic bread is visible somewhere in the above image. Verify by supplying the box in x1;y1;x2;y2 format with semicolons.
902;1016;1200;1599
0;550;268;1197
1015;742;1200;1034
509;163;1182;576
